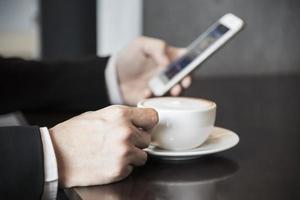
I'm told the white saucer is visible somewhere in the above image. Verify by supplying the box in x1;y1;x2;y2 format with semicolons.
144;127;239;160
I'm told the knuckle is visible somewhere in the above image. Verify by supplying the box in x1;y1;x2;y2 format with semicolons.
135;36;147;43
83;111;93;115
76;111;92;118
111;163;129;180
139;131;151;147
118;144;131;158
119;126;133;141
158;40;166;48
114;169;123;179
111;105;128;118
151;38;166;49
110;166;123;179
140;151;148;164
112;105;124;112
134;151;147;166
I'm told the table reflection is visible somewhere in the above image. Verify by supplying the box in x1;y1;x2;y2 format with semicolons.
69;156;238;200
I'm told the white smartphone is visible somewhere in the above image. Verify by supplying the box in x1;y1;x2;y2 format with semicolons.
149;13;244;96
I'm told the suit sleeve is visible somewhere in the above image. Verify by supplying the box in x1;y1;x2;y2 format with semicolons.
0;126;44;199
0;56;110;114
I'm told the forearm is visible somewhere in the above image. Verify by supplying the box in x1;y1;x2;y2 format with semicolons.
0;126;44;199
0;126;60;199
0;56;110;113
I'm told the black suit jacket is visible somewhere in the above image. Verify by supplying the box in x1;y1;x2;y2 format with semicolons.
0;56;110;199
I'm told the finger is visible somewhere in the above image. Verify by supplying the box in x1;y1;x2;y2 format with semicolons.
126;165;134;176
129;147;148;166
129;125;151;149
170;84;182;96
142;37;170;67
181;76;192;89
130;108;159;130
115;165;134;182
143;89;153;99
167;47;187;61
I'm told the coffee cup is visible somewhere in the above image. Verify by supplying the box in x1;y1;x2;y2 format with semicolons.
137;97;216;150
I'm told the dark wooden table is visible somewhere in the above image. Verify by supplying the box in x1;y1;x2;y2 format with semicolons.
25;75;300;200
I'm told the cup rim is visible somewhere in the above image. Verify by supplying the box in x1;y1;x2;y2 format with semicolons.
137;97;216;112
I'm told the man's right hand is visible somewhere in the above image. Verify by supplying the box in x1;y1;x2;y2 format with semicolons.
49;105;158;187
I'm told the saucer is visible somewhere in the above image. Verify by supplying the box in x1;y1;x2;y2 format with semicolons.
144;127;239;160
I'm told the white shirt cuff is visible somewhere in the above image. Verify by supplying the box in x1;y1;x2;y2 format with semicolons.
40;127;58;182
105;56;124;104
42;180;58;200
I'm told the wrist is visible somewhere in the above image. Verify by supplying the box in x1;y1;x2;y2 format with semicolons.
48;127;65;185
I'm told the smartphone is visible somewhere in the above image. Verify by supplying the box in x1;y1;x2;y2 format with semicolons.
148;13;244;96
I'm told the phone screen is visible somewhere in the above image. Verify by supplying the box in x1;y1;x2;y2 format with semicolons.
159;24;229;83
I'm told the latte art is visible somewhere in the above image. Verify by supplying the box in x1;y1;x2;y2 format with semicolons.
140;97;214;111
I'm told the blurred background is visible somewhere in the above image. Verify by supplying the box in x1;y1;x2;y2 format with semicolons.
1;1;299;198
1;0;299;78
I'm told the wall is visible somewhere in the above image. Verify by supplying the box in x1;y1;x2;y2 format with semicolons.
144;0;300;77
40;0;96;60
97;0;143;56
0;0;40;59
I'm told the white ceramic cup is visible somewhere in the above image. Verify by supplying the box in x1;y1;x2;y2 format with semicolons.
137;97;216;150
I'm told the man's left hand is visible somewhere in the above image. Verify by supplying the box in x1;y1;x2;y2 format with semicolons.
116;36;192;105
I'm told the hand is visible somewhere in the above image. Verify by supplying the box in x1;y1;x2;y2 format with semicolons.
49;105;158;187
116;36;192;105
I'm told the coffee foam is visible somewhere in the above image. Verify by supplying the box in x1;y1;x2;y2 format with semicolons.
140;97;214;111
